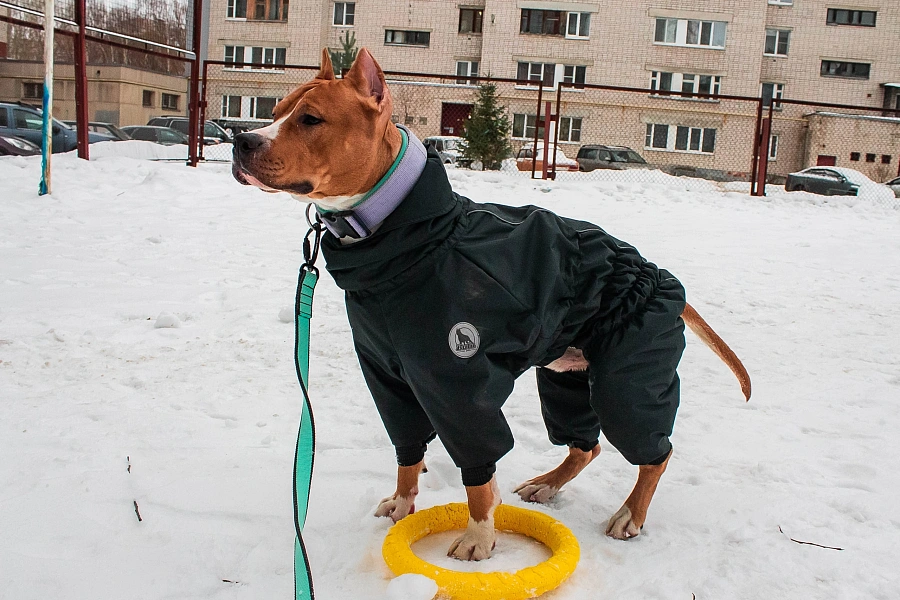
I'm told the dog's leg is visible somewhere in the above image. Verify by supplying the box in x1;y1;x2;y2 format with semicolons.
606;449;672;539
374;460;424;522
447;476;500;561
514;444;601;503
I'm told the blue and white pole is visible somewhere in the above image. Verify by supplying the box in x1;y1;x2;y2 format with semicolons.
39;0;54;196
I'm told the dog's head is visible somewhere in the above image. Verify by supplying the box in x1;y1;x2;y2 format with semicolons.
232;48;400;202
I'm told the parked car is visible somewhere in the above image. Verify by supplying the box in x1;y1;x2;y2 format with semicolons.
120;125;189;146
147;116;231;145
515;144;579;172
0;134;41;156
785;167;894;201
0;101;114;153
576;145;650;172
63;120;131;141
423;135;465;166
210;119;251;137
885;176;900;198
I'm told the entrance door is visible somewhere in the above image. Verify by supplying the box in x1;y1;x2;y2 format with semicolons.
440;103;473;136
816;155;837;166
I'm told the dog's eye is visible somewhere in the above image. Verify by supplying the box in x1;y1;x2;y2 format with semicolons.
301;114;323;126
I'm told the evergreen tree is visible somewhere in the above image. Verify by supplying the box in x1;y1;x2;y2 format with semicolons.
461;83;512;170
329;31;359;75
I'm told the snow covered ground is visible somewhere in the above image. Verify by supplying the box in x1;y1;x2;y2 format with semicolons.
2;151;899;600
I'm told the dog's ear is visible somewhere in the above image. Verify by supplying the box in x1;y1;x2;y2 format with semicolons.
345;48;387;106
317;48;335;81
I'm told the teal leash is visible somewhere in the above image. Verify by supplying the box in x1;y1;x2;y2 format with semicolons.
292;207;323;599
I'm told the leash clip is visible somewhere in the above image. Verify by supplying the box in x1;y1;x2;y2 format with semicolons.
302;204;323;274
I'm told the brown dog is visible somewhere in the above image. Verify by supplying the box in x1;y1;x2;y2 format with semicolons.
233;48;750;561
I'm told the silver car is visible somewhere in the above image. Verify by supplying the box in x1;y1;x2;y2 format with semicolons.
885;176;900;198
785;167;859;196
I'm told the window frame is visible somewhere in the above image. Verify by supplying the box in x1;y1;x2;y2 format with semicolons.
565;12;591;39
768;134;778;161
226;0;247;19
520;9;565;36
764;29;790;56
644;122;717;154
23;82;43;99
820;60;871;80
249;0;289;21
458;8;483;34
826;9;876;27
456;60;479;85
651;71;721;100
161;93;179;112
761;82;784;110
142;89;155;107
384;29;431;47
562;65;586;89
557;116;582;142
333;2;355;26
654;17;727;49
512;113;543;140
225;45;286;71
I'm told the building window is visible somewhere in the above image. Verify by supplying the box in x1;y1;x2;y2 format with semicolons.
566;12;591;39
23;82;43;99
517;62;555;88
250;0;288;21
651;72;720;99
764;29;790;56
333;2;354;26
865;153;876;163
882;155;891;164
849;152;860;161
820;60;870;79
250;97;280;119
520;9;564;35
161;93;179;111
222;95;242;118
769;0;792;4
826;9;876;27
142;90;155;107
226;46;286;69
645;123;716;153
456;61;479;85
459;8;483;34
768;134;778;160
512;114;543;139
558;116;582;142
227;0;247;18
562;65;586;88
384;30;430;47
761;82;784;109
654;18;727;49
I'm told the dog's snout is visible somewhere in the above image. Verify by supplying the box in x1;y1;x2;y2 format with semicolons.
234;132;265;157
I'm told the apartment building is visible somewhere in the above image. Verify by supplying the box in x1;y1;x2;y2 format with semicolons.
206;0;900;179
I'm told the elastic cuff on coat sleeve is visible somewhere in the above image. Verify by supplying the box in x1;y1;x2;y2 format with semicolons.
461;462;496;487
568;439;600;452
395;432;436;467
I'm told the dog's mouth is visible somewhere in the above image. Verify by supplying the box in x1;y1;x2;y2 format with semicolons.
232;162;282;194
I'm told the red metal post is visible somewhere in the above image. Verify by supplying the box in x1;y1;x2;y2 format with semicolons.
73;0;89;160
531;84;543;179
541;101;551;179
187;0;203;167
750;100;764;196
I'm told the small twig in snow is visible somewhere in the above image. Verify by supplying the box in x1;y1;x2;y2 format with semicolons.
127;456;131;473
778;526;842;551
133;500;143;522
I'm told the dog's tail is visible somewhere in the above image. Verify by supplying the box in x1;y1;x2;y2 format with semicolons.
682;303;751;401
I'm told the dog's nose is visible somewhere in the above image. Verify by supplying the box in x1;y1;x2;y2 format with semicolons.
234;132;265;157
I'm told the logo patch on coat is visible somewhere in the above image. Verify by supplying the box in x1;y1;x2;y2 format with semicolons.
449;322;479;358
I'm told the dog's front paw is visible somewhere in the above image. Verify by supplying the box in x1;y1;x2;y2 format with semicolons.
513;481;560;504
447;518;496;561
374;494;415;523
605;505;642;540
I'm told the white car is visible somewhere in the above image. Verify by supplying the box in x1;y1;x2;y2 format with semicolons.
516;144;579;172
423;136;465;166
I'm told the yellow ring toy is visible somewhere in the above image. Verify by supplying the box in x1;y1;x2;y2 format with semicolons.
382;503;579;600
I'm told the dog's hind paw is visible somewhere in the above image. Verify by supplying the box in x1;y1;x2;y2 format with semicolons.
513;482;560;504
605;506;642;540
